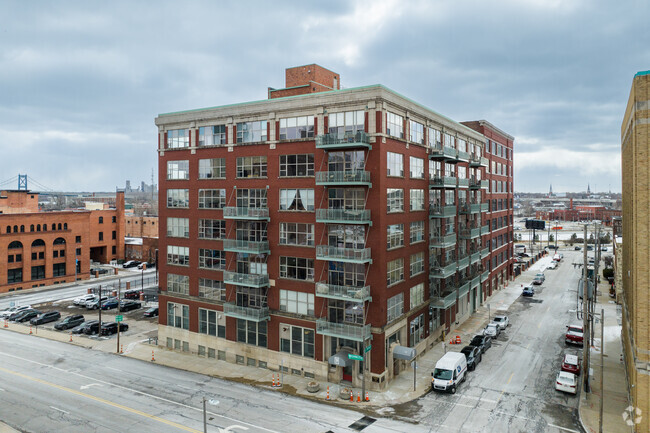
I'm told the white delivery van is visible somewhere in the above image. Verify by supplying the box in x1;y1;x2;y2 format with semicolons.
431;352;468;394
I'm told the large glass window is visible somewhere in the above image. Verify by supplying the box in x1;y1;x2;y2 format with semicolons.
52;263;66;277
236;121;267;143
198;189;226;209
279;116;314;139
199;249;226;270
410;189;425;211
167;160;189;180
31;265;45;280
328;111;365;136
387;112;404;139
198;158;226;179
428;127;442;148
236;188;267;208
279;189;314;211
236;319;267;347
198;219;226;240
387;224;404;250
236;156;267;178
327;150;365;172
279;154;314;177
410;156;424;179
7;268;22;283
167;189;189;208
387;152;404;177
167;246;189;266
167;274;189;295
409;314;424;346
167;129;189;149
280;256;314;281
410;253;425;277
279;223;314;246
199;278;226;302
410;221;425;244
387;293;404;322
279;290;314;315
387;258;404;286
166;218;189;238
410;283;425;309
387;189;404;213
280;325;314;358
198;125;226;146
409;120;424;144
199;308;226;338
167;302;189;329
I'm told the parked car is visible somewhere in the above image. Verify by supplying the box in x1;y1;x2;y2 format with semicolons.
119;300;141;312
561;354;581;375
90;267;109;275
100;298;119;310
553;254;561;262
123;289;142;300
587;245;594;251
86;296;108;310
492;315;509;330
533;273;545;285
13;309;40;323
0;305;32;319
546;245;558;250
100;322;129;336
547;261;558;270
54;314;85;330
601;247;608;252
30;311;61;325
574;246;582;251
469;334;492;353
122;260;141;269
143;307;159;318
72;320;98;334
137;261;155;270
555;371;578;395
74;294;96;306
431;352;467;394
483;323;501;338
522;285;535;297
460;345;482;371
83;321;102;335
565;325;584;346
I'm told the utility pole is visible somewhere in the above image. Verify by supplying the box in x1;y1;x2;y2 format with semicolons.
582;224;590;393
599;308;604;433
117;279;121;353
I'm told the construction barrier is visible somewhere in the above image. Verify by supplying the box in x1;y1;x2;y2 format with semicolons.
455;335;461;344
326;386;330;400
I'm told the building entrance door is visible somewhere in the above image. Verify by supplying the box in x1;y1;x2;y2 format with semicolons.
343;364;353;382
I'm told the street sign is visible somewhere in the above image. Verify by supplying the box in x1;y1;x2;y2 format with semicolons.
364;345;372;353
348;354;363;361
552;226;563;230
115;315;123;322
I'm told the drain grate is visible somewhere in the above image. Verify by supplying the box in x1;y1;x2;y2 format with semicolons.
348;416;377;431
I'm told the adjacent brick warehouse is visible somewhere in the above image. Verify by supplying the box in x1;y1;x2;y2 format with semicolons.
155;65;514;390
621;70;650;433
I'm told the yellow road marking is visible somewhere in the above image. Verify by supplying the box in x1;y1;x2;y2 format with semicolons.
538;321;542;329
0;366;201;432
497;372;515;403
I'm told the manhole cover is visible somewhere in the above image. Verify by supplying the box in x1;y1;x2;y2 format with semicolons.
349;416;376;431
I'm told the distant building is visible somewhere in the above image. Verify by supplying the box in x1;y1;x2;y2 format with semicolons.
535;198;620;225
124;216;159;263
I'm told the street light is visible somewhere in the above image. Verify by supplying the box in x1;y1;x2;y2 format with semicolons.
203;397;219;433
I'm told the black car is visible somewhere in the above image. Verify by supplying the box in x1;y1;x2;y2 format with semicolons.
143;307;159;318
83;321;102;335
100;322;129;336
30;311;61;325
90;267;109;275
469;334;492;353
12;309;40;323
54;314;85;330
119;300;141;312
574;246;582;251
72;320;98;334
460;345;482;371
123;289;142;300
522;286;535;297
122;261;141;269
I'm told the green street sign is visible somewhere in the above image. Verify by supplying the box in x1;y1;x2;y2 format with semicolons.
348;354;363;361
364;345;372;353
115;315;123;322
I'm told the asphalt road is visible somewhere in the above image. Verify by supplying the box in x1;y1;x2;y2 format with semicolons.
401;250;588;433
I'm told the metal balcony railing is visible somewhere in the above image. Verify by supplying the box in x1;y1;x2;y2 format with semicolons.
429;233;456;248
315;131;371;149
223;271;269;288
316;208;371;224
315;170;371;186
315;282;371;303
430;290;457;309
316;318;371;342
430;176;457;188
223;207;270;221
428;144;458;160
223;239;270;254
223;302;270;322
316;245;372;264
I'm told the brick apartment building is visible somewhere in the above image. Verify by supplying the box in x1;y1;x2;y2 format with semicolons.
0;190;125;293
125;215;159;263
621;69;650;433
155;65;514;389
536;201;621;226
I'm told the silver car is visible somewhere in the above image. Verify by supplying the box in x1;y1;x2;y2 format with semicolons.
483;323;501;338
492;315;509;330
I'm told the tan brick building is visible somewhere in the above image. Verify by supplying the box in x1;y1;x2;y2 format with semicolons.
621;69;650;432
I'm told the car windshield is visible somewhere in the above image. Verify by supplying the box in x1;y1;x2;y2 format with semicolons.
568;327;582;333
493;317;503;322
471;337;483;344
433;368;453;380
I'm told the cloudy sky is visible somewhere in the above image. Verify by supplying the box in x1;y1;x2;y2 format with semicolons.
1;0;647;193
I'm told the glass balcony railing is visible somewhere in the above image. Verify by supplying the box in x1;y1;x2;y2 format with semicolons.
430;290;457;309
429;233;457;248
470;252;481;264
223;207;270;221
456;150;471;162
480;156;489;167
429;204;457;218
481;224;490;234
457;178;469;188
471;274;482;288
480;203;489;211
459;227;481;239
481;270;490;283
316;245;372;264
429;260;457;279
223;239;270;254
316;208;372;224
457;254;470;270
315;282;371;303
428;144;458;161
458;279;470;297
481;247;490;259
223;302;270;322
223;271;269;288
429;176;457;188
315;131;371;149
315;171;371;186
316;318;371;342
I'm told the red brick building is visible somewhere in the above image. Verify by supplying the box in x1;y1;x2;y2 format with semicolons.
536;203;621;226
155;65;514;389
0;190;125;292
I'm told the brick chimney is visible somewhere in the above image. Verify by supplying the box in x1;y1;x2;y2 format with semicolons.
268;64;340;99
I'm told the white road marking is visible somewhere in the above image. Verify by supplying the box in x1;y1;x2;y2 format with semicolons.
547;423;580;433
80;383;103;390
459;394;498;404
50;406;69;415
105;366;121;372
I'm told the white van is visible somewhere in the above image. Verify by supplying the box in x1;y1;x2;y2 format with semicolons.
431;352;468;394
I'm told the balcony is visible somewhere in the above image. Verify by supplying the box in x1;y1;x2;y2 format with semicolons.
480;157;489;167
457;178;469;188
457;254;470;270
430;233;456;248
223;207;270;221
316;318;371;342
480;203;489;212
459;226;481;239
469;177;481;189
457;279;470;297
459;203;480;214
315;131;371;150
429;204;456;218
428;144;458;161
481;247;490;259
430;290;457;309
470;251;481;265
469;154;481;167
223;271;269;288
481;270;490;283
471;275;482;288
315;282;371;303
316;208;372;225
316;245;372;264
315;170;371;186
429;176;457;188
481;224;490;235
430;260;457;279
223;302;270;322
223;239;270;254
456;150;471;162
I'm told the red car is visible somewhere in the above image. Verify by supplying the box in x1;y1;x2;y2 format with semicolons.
561;354;581;375
565;325;584;346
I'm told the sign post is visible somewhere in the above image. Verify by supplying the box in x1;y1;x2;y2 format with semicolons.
115;315;123;353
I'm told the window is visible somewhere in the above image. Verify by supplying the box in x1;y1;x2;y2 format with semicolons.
279;290;314;315
167;302;189;329
280;325;315;358
31;265;45;281
280;256;314;281
199;249;226;270
387;189;404;213
98;216;104;224
410;221;425;244
236;156;267;178
112;231;116;240
53;263;66;277
279;223;314;246
387;293;404;322
428;127;442;148
387;152;404;177
198;189;226;209
76;248;81;256
167;160;189;180
279;116;314;139
98;232;103;241
410;283;425;309
167;218;189;238
237;319;267;347
409;120;424;144
199;278;226;302
236;121;267;143
167;246;189;266
198;219;226;240
387;112;404;139
198;158;226;179
328;110;365;135
111;246;116;254
236;188;267;208
75;236;81;243
387;258;404;286
167;274;189;295
279;189;314;211
410;314;424;346
167;189;189;208
387;224;404;249
167;129;189;149
410;156;424;179
279;154;314;177
112;216;116;223
199;308;226;338
410;189;425;211
199;125;226;146
7;268;22;284
410;253;425;277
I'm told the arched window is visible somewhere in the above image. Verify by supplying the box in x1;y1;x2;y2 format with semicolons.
43;224;47;231
6;226;10;234
13;225;18;233
57;223;62;230
37;224;41;232
63;223;68;230
8;241;23;249
30;224;34;232
51;223;56;231
20;225;24;233
53;237;66;245
99;216;103;224
31;239;45;247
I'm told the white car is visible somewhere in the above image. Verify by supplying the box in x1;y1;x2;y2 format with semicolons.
547;261;558;270
0;305;32;319
555;371;578;394
492;315;509;330
483;323;500;338
74;294;96;306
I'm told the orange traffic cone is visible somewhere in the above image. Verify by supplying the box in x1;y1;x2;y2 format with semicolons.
326;386;330;400
69;332;72;342
449;339;454;345
273;374;277;387
365;391;370;402
350;390;353;402
151;350;155;362
120;344;123;354
456;335;461;344
3;320;7;328
357;392;361;402
29;326;32;335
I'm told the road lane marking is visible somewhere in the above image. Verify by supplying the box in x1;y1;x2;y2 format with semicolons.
497;372;515;403
50;406;69;415
547;423;580;433
80;383;103;390
507;373;514;384
0;365;200;433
